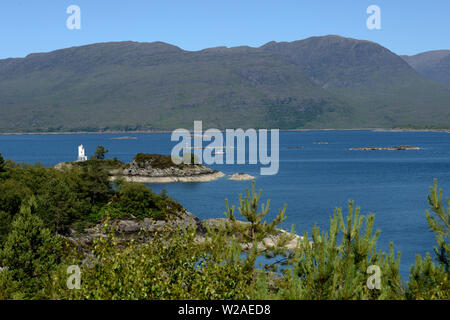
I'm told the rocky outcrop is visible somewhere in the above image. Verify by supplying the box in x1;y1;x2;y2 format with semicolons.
110;136;137;140
67;210;205;248
54;162;73;170
201;218;304;250
67;213;304;256
111;159;225;183
229;173;255;181
349;146;421;151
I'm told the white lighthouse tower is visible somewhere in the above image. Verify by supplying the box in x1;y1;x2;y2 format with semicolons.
77;145;88;162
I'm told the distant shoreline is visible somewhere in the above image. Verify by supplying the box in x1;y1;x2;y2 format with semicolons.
1;128;449;135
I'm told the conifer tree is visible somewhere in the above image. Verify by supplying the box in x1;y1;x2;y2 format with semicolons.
35;178;81;234
284;201;403;300
0;197;62;297
0;153;6;173
91;145;109;160
406;179;449;299
425;179;449;271
224;181;294;272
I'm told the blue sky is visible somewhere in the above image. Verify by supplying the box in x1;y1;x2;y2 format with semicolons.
0;0;448;59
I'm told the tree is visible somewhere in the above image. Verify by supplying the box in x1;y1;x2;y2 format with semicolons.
118;182;159;219
278;201;403;300
407;253;449;300
35;178;82;234
0;153;6;173
0;197;62;298
406;179;449;299
0;179;33;243
425;179;449;271
91;145;109;160
224;181;293;272
75;160;113;206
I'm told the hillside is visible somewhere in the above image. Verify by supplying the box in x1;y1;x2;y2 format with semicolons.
0;35;449;132
402;50;450;88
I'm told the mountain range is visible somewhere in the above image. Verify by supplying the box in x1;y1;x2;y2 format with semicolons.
401;50;450;88
0;35;449;132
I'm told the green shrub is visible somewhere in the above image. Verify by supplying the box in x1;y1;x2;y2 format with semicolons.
274;201;403;300
55;223;253;300
0;197;63;298
406;179;449;299
133;153;183;169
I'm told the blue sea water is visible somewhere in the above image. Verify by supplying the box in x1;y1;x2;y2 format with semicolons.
1;130;449;280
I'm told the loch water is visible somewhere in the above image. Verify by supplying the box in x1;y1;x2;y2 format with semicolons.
1;130;449;279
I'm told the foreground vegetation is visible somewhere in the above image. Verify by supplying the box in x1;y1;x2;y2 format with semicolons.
0;152;448;300
0;151;183;239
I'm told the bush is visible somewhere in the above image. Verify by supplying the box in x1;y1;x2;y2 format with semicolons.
55;223;253;300
134;153;184;169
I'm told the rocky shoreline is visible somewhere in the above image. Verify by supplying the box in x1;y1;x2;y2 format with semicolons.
67;211;303;255
111;156;225;183
113;171;225;183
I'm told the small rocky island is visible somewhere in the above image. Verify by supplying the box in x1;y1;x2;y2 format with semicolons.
56;153;225;183
110;136;137;140
112;154;225;183
229;173;255;181
349;146;421;151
